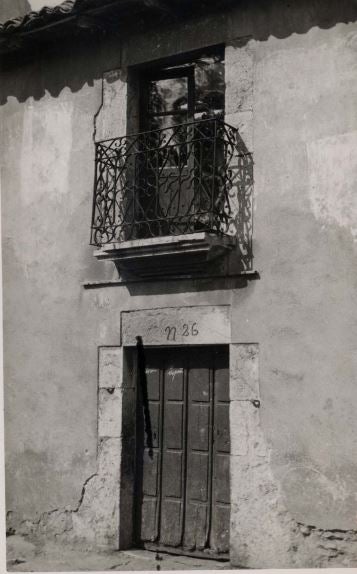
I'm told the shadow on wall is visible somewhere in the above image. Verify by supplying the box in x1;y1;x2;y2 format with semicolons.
0;34;113;106
136;336;154;459
0;0;357;105
124;275;252;297
234;130;253;272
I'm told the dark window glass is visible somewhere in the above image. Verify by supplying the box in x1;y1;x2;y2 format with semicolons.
194;55;225;118
144;51;225;131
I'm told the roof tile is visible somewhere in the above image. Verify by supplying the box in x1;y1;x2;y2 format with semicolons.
0;0;77;35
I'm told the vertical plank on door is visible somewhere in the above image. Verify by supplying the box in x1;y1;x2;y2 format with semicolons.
211;347;230;553
138;352;162;542
160;351;186;547
184;348;211;551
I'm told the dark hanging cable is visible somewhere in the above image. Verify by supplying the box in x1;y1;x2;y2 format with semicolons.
136;336;154;458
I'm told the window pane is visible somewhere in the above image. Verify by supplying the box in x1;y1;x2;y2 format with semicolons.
194;55;225;119
148;77;188;117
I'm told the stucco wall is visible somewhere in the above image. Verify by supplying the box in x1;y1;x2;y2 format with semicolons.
1;39;117;521
1;0;357;568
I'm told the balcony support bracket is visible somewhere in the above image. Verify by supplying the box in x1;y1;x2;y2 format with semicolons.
93;232;235;278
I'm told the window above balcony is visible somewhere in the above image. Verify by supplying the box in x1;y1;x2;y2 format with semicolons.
91;48;253;278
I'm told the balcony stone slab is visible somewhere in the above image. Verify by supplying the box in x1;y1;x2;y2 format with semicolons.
93;232;235;278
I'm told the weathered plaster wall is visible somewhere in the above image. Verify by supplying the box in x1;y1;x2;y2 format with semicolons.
2;0;357;568
1;41;120;525
241;21;357;531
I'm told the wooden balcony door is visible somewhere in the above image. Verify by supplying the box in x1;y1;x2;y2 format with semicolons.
135;346;230;558
139;67;196;236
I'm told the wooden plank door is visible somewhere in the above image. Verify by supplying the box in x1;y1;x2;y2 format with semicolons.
135;346;230;557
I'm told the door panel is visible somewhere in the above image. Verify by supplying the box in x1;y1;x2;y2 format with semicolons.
146;402;160;449
160;499;183;546
162;452;183;498
189;404;210;450
215;454;230;503
189;367;210;402
211;505;230;552
164;403;184;449
146;371;160;400
142;450;159;496
187;452;209;502
140;498;159;541
165;366;184;400
183;503;209;551
136;346;230;557
214;404;230;453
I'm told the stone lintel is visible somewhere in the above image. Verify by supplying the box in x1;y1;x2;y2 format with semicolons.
121;305;231;346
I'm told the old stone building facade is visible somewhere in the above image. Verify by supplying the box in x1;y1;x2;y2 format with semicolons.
1;0;357;568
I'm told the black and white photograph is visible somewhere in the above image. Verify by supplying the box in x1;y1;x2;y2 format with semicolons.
1;0;357;570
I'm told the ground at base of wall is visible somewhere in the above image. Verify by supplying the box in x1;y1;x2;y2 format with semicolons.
6;535;232;572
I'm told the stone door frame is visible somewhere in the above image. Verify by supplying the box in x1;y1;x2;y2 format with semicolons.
94;305;260;558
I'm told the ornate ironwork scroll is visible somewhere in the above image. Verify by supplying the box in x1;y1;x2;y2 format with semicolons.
90;117;253;263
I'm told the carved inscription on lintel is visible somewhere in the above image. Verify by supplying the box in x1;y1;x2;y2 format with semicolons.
121;306;230;346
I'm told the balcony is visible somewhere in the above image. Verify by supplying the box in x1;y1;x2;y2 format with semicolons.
91;118;252;277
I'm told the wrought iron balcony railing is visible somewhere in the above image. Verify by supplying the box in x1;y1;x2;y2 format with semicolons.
91;117;251;247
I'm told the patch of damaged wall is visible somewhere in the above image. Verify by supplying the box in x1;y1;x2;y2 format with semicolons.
2;0;357;568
